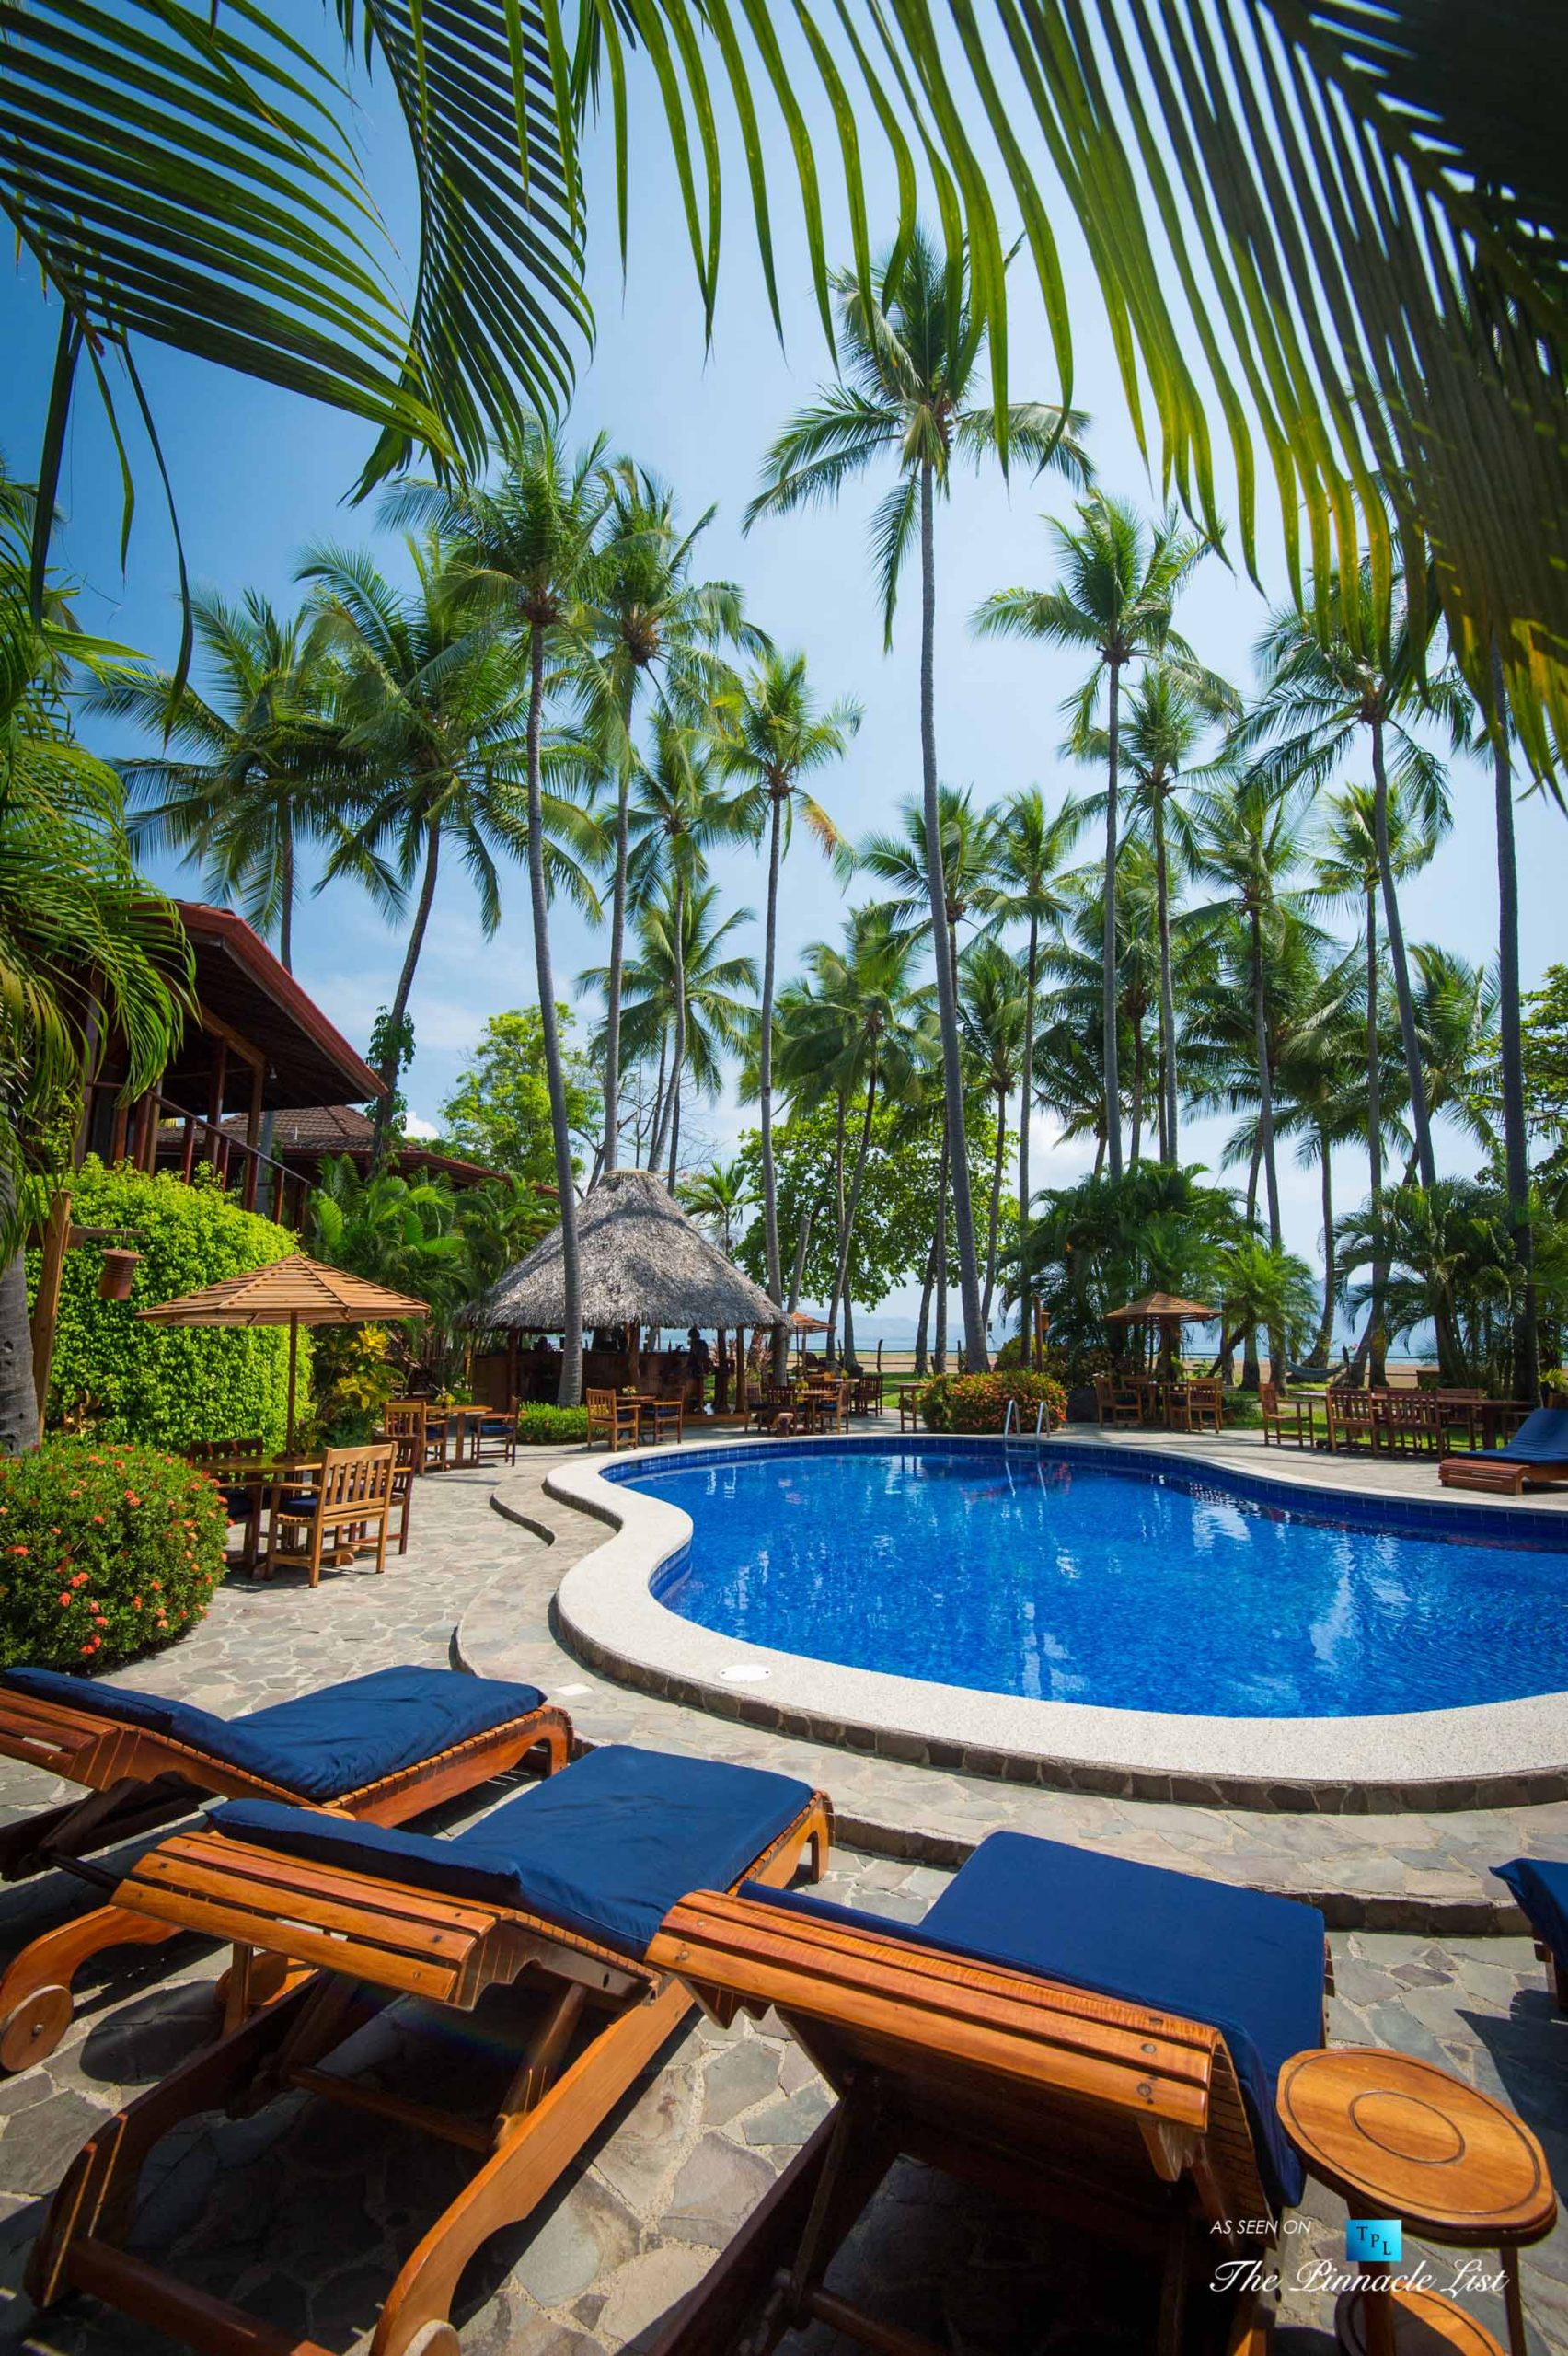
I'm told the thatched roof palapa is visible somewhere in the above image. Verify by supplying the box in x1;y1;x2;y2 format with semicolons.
475;1168;781;1333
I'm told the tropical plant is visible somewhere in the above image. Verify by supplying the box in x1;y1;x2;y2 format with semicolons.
1212;1237;1320;1376
1268;990;1374;1368
1337;1178;1566;1393
438;1007;600;1188
749;227;1090;1374
1230;564;1460;1195
1016;1165;1240;1380
974;495;1218;1177
710;651;859;1351
678;1161;751;1257
89;593;355;972
920;1369;1066;1435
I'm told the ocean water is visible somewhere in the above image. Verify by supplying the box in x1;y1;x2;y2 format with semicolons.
623;1444;1568;1717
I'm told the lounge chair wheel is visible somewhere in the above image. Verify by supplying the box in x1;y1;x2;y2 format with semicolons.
0;1983;73;2072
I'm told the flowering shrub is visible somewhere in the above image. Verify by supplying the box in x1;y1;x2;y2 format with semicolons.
920;1371;1067;1435
0;1438;228;1671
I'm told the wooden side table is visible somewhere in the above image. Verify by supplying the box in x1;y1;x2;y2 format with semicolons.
1277;2048;1556;2356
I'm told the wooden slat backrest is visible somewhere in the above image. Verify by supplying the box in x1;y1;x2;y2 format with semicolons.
117;1829;654;2009
187;1437;266;1461
650;1891;1273;2228
384;1403;427;1441
317;1443;393;1517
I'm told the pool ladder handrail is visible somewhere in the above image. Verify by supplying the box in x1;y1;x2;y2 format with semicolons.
1001;1398;1050;1443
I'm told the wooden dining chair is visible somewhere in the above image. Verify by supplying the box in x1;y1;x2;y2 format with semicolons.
586;1389;641;1452
384;1400;435;1473
186;1438;268;1562
266;1444;396;1586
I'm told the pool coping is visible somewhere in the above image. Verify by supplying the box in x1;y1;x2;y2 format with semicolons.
543;1433;1568;1815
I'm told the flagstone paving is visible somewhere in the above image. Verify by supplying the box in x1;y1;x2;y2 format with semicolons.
0;1454;1562;2351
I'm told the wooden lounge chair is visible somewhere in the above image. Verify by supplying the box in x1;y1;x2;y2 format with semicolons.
586;1387;640;1451
648;1831;1328;2356
266;1441;396;1585
1440;1408;1568;1496
25;1744;830;2356
1493;1858;1568;2008
0;1663;570;2072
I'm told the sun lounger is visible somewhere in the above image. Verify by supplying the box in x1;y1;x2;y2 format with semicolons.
0;1663;571;2071
1493;1858;1568;2006
1439;1407;1568;1495
25;1743;829;2356
648;1831;1328;2356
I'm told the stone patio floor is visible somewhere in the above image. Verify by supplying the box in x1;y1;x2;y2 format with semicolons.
0;1450;1562;2353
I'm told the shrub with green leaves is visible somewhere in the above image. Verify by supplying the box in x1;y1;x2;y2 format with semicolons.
515;1404;588;1445
921;1371;1067;1434
30;1159;304;1450
0;1438;228;1670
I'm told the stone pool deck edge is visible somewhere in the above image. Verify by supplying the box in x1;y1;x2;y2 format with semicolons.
537;1431;1568;1816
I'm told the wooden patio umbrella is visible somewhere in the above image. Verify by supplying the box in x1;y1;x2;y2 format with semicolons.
1104;1290;1217;1380
138;1254;429;1448
788;1309;830;1366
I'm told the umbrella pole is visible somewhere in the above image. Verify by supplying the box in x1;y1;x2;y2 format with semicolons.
286;1314;299;1451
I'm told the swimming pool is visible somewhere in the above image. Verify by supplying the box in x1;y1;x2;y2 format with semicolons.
618;1441;1568;1719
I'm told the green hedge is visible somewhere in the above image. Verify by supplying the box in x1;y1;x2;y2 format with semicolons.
31;1160;305;1452
921;1371;1068;1433
0;1438;229;1669
515;1404;589;1444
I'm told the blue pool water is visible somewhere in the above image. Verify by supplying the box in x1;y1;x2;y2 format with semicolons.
619;1442;1568;1717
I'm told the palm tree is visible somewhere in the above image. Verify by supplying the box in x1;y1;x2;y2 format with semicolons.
974;495;1216;1179
985;787;1088;1360
710;651;859;1350
957;939;1028;1340
579;464;765;1175
1310;780;1436;1382
88;592;353;973
383;425;620;1406
1064;664;1238;1161
748;225;1090;1374
1408;945;1498;1173
1270;987;1374;1368
679;1161;750;1257
299;532;599;1173
1231;564;1459;1195
624;717;752;1183
774;910;929;1357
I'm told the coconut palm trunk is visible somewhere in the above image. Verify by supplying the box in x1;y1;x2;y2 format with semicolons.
1313;1124;1336;1368
525;628;582;1407
1491;644;1538;1402
1019;910;1038;1366
982;1084;1007;1334
1153;784;1179;1161
919;461;988;1372
933;1112;950;1372
372;813;441;1159
1369;712;1436;1192
600;768;631;1175
915;1234;936;1377
650;874;688;1176
1101;655;1124;1179
1251;909;1286;1387
0;1174;39;1454
761;789;788;1374
827;1069;879;1345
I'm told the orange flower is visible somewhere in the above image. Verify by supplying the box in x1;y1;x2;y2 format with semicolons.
7;1544;28;1557
123;1492;141;1507
91;1514;105;1525
58;1594;72;1609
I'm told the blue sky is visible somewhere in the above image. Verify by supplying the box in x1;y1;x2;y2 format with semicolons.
5;16;1562;1329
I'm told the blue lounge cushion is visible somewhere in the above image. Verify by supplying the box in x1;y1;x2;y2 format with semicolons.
1494;1409;1568;1465
1493;1858;1568;1961
2;1665;548;1803
211;1743;816;1960
744;1830;1324;2213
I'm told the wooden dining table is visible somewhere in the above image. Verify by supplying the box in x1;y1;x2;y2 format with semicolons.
196;1454;325;1574
422;1404;490;1470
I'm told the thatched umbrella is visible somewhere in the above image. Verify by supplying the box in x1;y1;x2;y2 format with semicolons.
475;1168;779;1404
1104;1289;1216;1380
139;1254;429;1446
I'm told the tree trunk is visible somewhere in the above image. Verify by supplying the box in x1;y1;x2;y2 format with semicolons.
1365;880;1388;1389
1252;911;1282;1251
372;814;440;1159
1102;654;1124;1179
1019;912;1037;1366
1491;643;1538;1403
933;1108;950;1374
787;1209;813;1315
1370;710;1436;1191
525;628;582;1408
829;1088;847;1361
0;1204;39;1455
1154;782;1179;1162
827;1071;879;1349
918;460;988;1371
761;789;787;1375
666;1088;681;1191
651;872;687;1174
981;1083;1006;1335
601;766;631;1175
1128;1002;1145;1168
1241;1132;1262;1392
1313;1125;1336;1369
915;1231;936;1378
